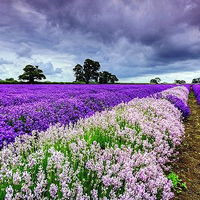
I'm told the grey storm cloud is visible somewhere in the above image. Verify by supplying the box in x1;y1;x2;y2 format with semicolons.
0;0;200;80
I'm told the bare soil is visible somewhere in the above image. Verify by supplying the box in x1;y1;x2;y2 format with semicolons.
173;92;200;200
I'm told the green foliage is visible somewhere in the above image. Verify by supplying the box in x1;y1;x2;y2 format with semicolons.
99;71;118;84
188;92;195;98
0;79;18;84
192;78;200;83
73;59;100;84
73;64;85;82
5;78;15;82
150;77;161;84
156;188;163;200
167;172;187;193
83;59;100;84
174;80;186;84
18;65;46;83
73;59;119;84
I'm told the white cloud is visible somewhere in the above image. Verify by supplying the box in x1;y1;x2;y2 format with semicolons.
34;62;62;75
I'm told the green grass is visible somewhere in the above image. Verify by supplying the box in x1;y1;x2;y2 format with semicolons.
167;172;187;193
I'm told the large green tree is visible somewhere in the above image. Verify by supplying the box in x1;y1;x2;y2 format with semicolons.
99;71;119;84
83;59;100;84
99;71;111;84
73;59;100;83
192;78;200;83
150;77;161;84
73;59;118;84
18;65;46;83
73;64;85;82
109;74;119;83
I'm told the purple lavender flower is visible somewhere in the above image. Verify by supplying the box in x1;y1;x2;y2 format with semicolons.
166;95;190;118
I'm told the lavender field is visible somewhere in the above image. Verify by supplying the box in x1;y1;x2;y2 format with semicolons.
3;0;200;198
0;84;176;148
0;84;191;199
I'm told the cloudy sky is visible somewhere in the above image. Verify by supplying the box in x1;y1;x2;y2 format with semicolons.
0;0;200;83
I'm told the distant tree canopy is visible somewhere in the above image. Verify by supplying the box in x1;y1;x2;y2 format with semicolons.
73;64;85;82
174;80;186;84
18;65;46;83
99;71;119;84
150;79;157;84
110;74;119;84
73;59;100;83
0;78;18;84
192;78;200;83
5;78;15;82
83;59;100;83
73;59;119;84
150;77;161;84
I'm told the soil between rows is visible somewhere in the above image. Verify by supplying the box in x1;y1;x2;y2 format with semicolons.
173;92;200;200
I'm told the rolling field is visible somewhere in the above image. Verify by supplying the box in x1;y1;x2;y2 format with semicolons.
0;84;192;199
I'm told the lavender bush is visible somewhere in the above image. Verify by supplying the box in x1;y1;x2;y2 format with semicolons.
0;86;188;199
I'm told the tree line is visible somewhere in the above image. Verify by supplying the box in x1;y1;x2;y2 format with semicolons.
2;60;200;84
1;58;118;84
73;59;118;84
150;78;187;84
150;77;187;84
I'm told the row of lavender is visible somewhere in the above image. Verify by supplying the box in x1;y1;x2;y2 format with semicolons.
192;84;200;104
0;86;189;199
0;84;175;148
155;85;190;118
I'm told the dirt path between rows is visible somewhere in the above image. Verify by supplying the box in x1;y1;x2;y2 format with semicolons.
173;92;200;200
